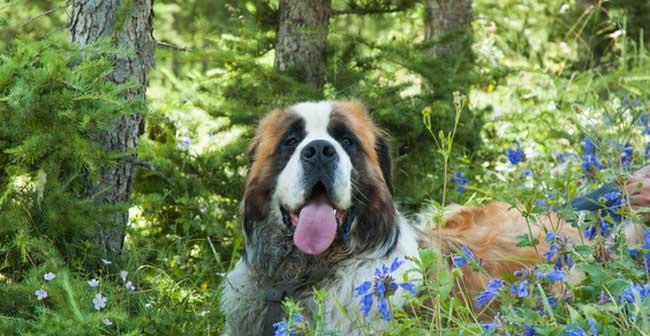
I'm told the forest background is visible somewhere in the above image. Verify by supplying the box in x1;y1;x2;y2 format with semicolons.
1;0;650;334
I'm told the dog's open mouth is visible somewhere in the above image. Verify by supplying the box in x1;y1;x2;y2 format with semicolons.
281;182;346;255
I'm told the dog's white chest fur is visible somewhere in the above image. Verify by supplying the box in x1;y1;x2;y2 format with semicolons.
220;218;422;335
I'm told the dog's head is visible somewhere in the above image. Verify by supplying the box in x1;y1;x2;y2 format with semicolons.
242;101;398;265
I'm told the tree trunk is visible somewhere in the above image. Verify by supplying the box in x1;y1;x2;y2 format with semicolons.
68;0;154;260
274;0;331;90
424;0;473;57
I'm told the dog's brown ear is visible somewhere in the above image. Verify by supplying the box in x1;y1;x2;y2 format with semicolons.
375;133;393;195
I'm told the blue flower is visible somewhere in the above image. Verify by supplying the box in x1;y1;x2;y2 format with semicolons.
536;270;567;282
618;282;650;303
389;257;404;273
536;199;550;210
588;318;598;336
600;220;610;237
359;293;373;316
179;137;192;149
598;291;611;304
355;257;416;320
566;325;588;336
474;279;504;308
34;288;47;301
273;313;305;336
544;244;558;261
399;282;417;295
523;325;537;336
545;232;557;242
523;169;533;177
582;138;606;172
506;142;525;165
620;143;634;168
453;171;469;193
452;255;468;267
355;281;372;296
603;191;624;213
482;323;497;332
377;294;391;320
604;190;622;204
629;248;639;257
585;217;612;240
585;225;596;240
510;280;529;298
555;254;574;270
645;253;650;273
582;154;606;172
452;246;476;267
556;152;570;163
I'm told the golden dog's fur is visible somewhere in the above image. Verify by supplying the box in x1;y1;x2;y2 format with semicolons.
437;202;581;296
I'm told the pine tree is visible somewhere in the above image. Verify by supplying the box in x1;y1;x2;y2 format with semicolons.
275;0;332;91
68;0;155;261
424;0;473;57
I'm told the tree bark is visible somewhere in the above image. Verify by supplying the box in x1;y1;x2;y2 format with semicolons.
274;0;331;90
424;0;473;57
68;0;154;260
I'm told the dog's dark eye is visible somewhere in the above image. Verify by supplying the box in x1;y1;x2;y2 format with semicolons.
341;137;353;147
284;136;298;147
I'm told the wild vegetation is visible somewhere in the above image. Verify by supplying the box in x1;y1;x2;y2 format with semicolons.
1;0;650;335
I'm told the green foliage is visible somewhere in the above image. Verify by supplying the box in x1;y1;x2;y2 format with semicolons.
2;0;650;335
0;35;143;274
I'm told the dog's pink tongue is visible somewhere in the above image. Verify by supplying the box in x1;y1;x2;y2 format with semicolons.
293;199;337;255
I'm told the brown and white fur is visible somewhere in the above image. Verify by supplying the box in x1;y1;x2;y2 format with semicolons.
220;100;639;335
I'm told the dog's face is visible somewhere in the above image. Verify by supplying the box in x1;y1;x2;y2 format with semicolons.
243;101;397;262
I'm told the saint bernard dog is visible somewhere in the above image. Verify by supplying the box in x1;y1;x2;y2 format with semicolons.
220;100;619;335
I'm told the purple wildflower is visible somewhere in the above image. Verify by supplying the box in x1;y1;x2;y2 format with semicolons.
588;318;598;335
506;142;525;165
536;270;567;282
582;138;606;172
566;325;588;336
355;257;416;320
510;280;529;298
43;272;55;281
452;246;476;267
523;325;537;336
273;313;305;336
35;288;47;300
453;171;469;193
474;279;504;308
93;293;107;311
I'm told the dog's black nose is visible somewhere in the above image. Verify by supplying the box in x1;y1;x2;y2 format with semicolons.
301;140;337;165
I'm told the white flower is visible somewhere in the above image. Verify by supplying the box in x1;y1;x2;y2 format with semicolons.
35;288;47;300
102;318;112;326
93;293;107;311
120;270;128;282
43;272;55;281
88;279;100;288
100;258;112;265
125;281;135;291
